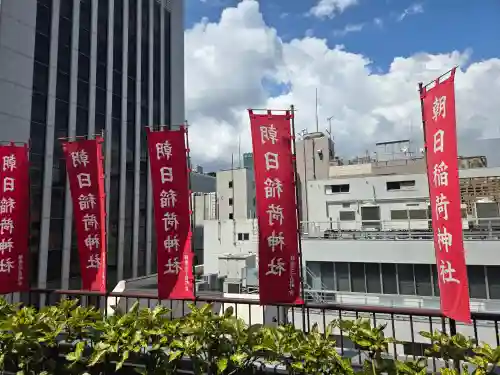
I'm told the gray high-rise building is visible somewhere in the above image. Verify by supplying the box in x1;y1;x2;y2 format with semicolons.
0;0;185;290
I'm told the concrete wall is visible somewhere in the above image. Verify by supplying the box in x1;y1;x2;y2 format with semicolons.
203;218;500;267
0;0;36;142
295;134;332;222
308;167;500;225
300;239;500;266
216;168;255;220
203;219;258;275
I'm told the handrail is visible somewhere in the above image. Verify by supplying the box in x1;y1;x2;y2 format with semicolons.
26;288;500;321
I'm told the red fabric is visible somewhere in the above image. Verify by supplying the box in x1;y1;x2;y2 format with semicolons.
422;68;471;323
248;110;303;305
62;138;107;292
0;144;29;293
146;127;194;300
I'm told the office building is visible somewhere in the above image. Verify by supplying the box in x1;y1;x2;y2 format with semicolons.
0;0;193;290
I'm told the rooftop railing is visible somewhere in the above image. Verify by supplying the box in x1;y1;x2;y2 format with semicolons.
300;218;500;240
6;288;500;373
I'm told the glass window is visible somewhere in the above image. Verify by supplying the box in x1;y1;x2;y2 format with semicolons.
320;262;334;290
381;263;398;294
59;17;72;47
55;99;69;131
335;262;350;292
164;9;171;124
76;107;88;136
77;79;89;108
487;266;500;299
414;264;432;296
96;63;107;89
96;87;106;114
31;93;48;124
60;0;73;19
95;112;106;134
468;265;487;299
113;70;122;94
398;264;415;295
350;263;366;293
78;28;91;55
56;71;70;100
35;3;51;36
365;263;382;293
50;187;65;219
46;249;63;283
78;53;90;82
431;264;440;296
34;32;51;65
79;0;91;30
33;61;49;94
57;45;71;73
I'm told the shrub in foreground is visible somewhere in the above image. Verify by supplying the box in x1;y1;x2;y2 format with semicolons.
0;297;499;374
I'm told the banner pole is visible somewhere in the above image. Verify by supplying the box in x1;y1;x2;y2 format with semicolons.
184;121;196;298
289;105;307;331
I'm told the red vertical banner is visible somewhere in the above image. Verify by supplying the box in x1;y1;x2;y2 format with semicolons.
62;138;107;292
421;68;471;323
0;144;29;293
248;109;303;305
146;127;194;300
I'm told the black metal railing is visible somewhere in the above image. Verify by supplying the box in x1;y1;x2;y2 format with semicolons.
4;288;500;372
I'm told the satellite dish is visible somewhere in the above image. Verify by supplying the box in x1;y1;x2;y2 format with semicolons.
401;147;408;154
419;147;425;154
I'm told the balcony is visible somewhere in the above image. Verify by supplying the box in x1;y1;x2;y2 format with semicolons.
300;218;500;241
1;288;500;374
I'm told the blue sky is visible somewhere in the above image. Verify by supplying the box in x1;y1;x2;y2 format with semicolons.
185;0;500;71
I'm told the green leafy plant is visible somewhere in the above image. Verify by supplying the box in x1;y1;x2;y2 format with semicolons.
0;296;499;375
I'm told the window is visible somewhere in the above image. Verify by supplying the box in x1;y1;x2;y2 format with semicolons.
237;233;249;241
468;265;487;299
409;209;427;220
386;180;416;191
398;264;415;295
381;264;398;294
487;266;500;299
390;210;408;220
365;263;381;293
335;262;350;291
339;211;355;221
229;198;233;206
229;213;234;220
350;263;366;293
326;184;349;194
431;264;440;296
342;203;350;208
414;264;432;296
228;181;233;188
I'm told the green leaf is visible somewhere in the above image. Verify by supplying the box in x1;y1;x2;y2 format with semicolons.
169;350;183;362
217;358;228;374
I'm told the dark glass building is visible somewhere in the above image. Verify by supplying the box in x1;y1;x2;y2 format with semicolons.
0;0;185;290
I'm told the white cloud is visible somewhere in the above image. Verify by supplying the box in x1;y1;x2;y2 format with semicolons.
333;23;365;37
308;0;358;19
373;17;383;27
397;3;424;21
185;0;500;168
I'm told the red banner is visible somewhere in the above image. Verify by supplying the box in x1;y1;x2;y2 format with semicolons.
62;138;107;292
0;144;29;293
421;68;471;323
146;127;194;300
248;110;302;305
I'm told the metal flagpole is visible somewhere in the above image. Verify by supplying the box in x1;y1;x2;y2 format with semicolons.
418;82;458;347
184;120;197;298
289;105;307;332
